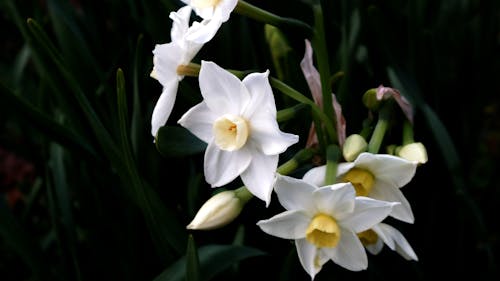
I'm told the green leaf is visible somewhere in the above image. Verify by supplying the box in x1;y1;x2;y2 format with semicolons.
155;126;207;158
153;244;266;281
186;235;200;281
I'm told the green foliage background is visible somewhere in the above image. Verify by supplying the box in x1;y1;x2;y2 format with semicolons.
0;0;499;280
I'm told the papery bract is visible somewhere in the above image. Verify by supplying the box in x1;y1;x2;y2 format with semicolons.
178;61;298;206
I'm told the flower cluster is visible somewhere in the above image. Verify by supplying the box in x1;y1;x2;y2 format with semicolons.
150;1;427;279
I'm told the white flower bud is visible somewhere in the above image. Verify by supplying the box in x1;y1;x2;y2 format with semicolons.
187;190;245;230
343;134;368;162
397;142;428;164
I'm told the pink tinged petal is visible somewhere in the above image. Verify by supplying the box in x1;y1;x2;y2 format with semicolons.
332;94;346;146
355;153;417;188
326;228;368;271
257;210;310;240
199;61;250;115
240;152;278;206
376;85;414;123
241;70;276;118
151;43;183;86
185;19;223;44
305;123;319;149
300;39;322;107
295;239;321;280
248;113;298;155
340;197;396;233
203;142;252;187
376;223;418;261
313;183;355;218
178;101;217;143
274;175;316;214
302;165;327;186
151;82;179;136
369;182;414;223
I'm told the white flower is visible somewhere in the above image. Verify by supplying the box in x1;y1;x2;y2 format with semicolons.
359;223;418;261
181;0;238;43
257;175;396;279
303;152;417;223
178;61;298;206
150;6;203;137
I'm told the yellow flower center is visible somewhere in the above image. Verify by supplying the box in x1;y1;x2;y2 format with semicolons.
357;229;378;246
306;214;341;248
342;168;375;196
213;114;249;151
191;0;220;9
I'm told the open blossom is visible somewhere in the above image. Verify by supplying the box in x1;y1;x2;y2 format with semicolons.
358;222;418;261
150;6;203;137
178;61;298;206
181;0;238;43
257;175;396;279
303;152;417;223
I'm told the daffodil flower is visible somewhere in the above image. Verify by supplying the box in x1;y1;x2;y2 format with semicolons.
150;6;204;137
178;61;298;206
303;152;417;223
181;0;238;43
257;175;396;279
358;222;418;261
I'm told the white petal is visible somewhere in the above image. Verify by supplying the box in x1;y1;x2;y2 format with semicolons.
151;43;182;86
295;239;321;279
151;82;179;137
274;175;316;214
365;235;384;255
335;162;356;178
355;153;417;188
370;182;414;223
204;142;252;187
177;101;217;143
240;152;278;206
257;210;310;240
302;165;326;186
341;197;396;233
170;6;192;43
371;223;395;249
215;0;238;22
199;61;250;115
248;112;299;155
241;70;276;118
377;223;418;261
313;183;355;218
185;18;223;44
327;228;367;271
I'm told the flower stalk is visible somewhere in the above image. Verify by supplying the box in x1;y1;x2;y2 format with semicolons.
367;103;391;154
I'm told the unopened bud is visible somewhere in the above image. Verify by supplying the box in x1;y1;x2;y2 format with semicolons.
343;134;368;162
397;142;428;164
362;88;381;110
187;189;251;230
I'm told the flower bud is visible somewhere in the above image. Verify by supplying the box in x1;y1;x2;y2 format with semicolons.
397;142;428;164
362;88;381;110
187;189;250;230
343;134;368;162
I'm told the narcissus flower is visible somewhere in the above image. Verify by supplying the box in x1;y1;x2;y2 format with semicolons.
150;6;203;137
178;61;298;206
181;0;238;43
358;223;418;261
257;175;396;279
303;152;417;223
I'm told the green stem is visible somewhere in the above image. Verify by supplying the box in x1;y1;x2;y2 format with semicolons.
367;104;391;153
324;145;341;185
234;186;253;204
235;0;313;37
277;104;306;122
277;148;315;175
402;120;414;145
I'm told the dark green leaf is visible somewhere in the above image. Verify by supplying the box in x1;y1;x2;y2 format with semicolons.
186;235;200;281
155;126;207;158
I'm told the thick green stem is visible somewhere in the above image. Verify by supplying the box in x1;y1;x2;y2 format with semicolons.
402;120;414;145
367;104;391;153
324;145;341;185
277;148;315;175
277;104;306;122
234;186;253;204
235;0;313;37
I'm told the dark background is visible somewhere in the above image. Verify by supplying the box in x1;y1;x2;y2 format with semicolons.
1;0;499;280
